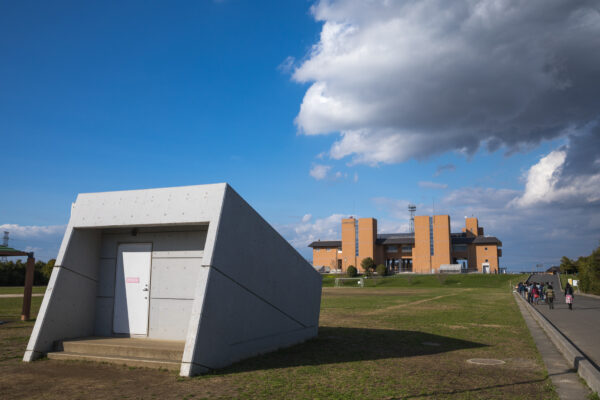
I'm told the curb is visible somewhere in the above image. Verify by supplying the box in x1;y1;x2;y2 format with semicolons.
577;292;600;300
514;292;600;394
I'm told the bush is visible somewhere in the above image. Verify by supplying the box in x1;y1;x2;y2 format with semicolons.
346;265;357;277
376;264;386;276
361;257;375;274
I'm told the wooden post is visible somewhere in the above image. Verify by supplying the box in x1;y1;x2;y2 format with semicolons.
21;254;35;321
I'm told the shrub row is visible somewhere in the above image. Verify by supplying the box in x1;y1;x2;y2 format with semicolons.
0;259;55;286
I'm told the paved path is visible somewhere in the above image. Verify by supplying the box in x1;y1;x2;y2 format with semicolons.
0;293;44;298
515;294;590;399
526;274;600;369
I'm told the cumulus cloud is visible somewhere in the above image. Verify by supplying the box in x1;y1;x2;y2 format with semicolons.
293;0;600;164
309;164;331;180
512;130;600;207
419;181;448;190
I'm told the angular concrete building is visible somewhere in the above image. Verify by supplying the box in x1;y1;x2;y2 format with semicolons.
23;184;321;376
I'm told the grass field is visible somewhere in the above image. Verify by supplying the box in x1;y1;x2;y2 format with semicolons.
0;275;557;399
0;286;47;295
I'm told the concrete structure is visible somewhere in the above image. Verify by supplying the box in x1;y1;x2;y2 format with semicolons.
309;216;502;274
23;184;321;376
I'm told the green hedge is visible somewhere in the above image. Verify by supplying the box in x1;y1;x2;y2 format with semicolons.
0;260;54;286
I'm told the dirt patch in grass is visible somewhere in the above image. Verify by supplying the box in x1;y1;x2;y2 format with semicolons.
0;286;556;399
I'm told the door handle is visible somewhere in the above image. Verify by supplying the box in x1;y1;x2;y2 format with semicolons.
142;288;149;292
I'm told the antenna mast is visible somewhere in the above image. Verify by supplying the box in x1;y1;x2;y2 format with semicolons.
1;231;8;262
408;204;417;233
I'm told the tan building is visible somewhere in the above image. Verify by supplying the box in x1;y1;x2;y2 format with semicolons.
309;216;502;274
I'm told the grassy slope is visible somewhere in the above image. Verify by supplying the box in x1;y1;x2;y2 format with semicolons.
322;273;529;288
0;275;555;399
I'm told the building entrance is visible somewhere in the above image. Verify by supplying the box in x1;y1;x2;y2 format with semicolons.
386;258;413;273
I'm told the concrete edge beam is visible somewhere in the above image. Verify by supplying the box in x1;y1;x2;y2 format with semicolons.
514;292;600;394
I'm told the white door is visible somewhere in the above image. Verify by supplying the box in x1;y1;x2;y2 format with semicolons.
482;263;490;274
113;243;152;335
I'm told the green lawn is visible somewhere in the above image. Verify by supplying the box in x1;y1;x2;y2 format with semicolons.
0;276;555;399
0;286;47;295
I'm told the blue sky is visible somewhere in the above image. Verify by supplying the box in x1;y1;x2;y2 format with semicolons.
2;1;599;270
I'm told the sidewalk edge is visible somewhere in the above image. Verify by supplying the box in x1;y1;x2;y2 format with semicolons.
514;292;600;394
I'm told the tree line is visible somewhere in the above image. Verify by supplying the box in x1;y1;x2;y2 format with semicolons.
560;243;600;295
0;259;55;286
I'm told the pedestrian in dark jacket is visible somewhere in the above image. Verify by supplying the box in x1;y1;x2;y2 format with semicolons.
565;283;574;310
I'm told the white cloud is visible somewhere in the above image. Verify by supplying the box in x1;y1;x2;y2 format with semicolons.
309;164;331;180
0;224;66;262
277;56;295;74
419;181;448;190
293;0;600;164
309;163;348;181
512;147;600;208
277;214;348;255
0;224;65;238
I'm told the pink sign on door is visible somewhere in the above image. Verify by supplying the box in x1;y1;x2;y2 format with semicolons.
126;277;140;283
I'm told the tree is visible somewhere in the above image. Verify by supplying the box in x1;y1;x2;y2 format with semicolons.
375;264;386;276
346;265;357;277
361;257;375;274
42;259;56;280
578;244;600;295
559;256;578;274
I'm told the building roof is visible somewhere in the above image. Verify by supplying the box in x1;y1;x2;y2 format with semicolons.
308;233;502;248
376;233;415;245
0;245;29;256
308;240;341;248
472;236;502;246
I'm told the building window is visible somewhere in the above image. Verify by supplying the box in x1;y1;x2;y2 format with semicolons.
485;259;488;262
386;245;398;253
355;223;359;257
452;244;467;252
326;248;331;252
429;217;434;256
402;246;412;253
485;247;488;251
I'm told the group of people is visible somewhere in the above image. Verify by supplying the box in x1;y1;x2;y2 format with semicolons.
517;281;575;310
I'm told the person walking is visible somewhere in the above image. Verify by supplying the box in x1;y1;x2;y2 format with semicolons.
546;284;555;310
532;284;539;305
565;282;574;310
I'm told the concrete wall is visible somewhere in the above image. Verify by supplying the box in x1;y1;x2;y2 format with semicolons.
312;247;340;269
341;218;356;270
94;228;207;340
465;217;479;237
432;215;451;271
413;216;431;273
181;185;321;375
358;218;377;267
24;228;101;360
475;244;499;273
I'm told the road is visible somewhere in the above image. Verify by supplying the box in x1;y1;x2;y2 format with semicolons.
525;274;600;369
